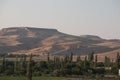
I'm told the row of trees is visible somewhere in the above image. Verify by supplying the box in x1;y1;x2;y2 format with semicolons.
0;52;120;78
0;53;33;80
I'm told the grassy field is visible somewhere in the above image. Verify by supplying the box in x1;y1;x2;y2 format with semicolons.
0;76;117;80
0;77;63;80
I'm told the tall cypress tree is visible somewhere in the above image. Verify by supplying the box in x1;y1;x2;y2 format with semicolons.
104;56;110;67
2;56;6;73
88;51;94;62
83;56;88;72
84;56;87;67
27;54;33;80
64;55;68;63
56;57;60;69
47;52;50;62
14;55;18;74
69;52;73;62
94;55;98;67
89;51;95;68
23;55;27;75
116;52;120;68
20;54;27;75
53;56;56;69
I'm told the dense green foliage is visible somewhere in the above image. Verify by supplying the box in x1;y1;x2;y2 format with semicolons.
0;52;120;78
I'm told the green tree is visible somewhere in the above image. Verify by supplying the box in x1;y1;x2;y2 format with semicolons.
1;56;6;73
69;52;73;62
111;52;120;74
47;52;50;62
116;52;120;68
20;55;27;75
64;55;69;63
104;56;110;67
88;51;94;62
14;55;18;75
27;54;33;80
77;55;81;62
83;56;90;74
88;51;95;68
94;55;98;67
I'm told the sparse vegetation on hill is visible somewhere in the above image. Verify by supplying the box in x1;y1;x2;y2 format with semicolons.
0;27;120;61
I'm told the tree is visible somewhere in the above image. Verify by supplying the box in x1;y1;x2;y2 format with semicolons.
88;51;94;62
47;52;50;62
1;56;6;73
64;55;69;63
69;52;73;62
27;54;33;80
111;52;120;74
77;55;81;62
83;56;90;73
104;56;110;67
20;54;27;75
14;55;18;74
88;51;95;68
116;52;120;68
94;55;98;67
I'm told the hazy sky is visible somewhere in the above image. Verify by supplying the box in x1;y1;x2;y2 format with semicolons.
0;0;120;39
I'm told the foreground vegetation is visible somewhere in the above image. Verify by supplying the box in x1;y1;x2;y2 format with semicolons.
0;77;64;80
0;76;118;80
0;52;120;80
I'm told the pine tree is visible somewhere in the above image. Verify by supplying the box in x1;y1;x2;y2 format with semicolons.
27;54;33;80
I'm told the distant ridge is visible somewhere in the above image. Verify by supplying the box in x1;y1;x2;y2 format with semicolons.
0;27;120;60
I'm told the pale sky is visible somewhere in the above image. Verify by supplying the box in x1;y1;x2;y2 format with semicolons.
0;0;120;39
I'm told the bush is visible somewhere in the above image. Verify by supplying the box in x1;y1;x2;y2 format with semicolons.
33;71;41;76
52;69;60;76
4;70;13;75
94;68;105;74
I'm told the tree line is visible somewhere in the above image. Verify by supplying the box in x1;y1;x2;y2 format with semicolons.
0;52;120;79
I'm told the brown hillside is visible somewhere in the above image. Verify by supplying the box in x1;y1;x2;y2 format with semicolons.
0;27;120;60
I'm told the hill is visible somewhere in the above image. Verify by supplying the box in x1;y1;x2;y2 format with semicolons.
0;27;120;60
